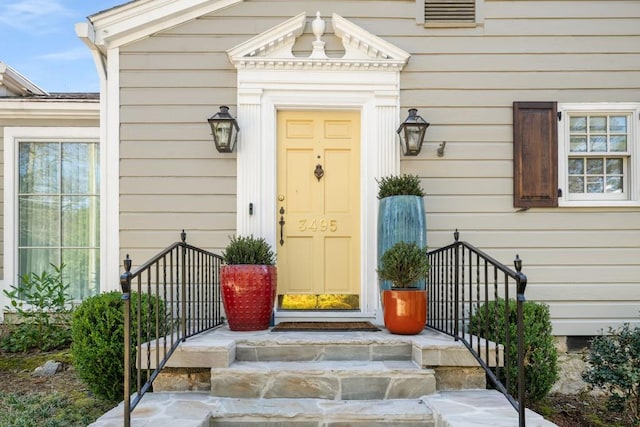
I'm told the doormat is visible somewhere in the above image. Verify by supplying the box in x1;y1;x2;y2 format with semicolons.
271;321;380;332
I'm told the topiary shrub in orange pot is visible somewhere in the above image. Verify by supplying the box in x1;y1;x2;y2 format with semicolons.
221;235;276;331
377;241;430;335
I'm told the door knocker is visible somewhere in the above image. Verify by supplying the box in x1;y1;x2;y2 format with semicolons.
314;164;324;181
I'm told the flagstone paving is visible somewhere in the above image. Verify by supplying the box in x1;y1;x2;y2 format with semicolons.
89;326;556;426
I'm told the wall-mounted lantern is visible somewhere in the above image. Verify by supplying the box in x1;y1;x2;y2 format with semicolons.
208;106;239;153
396;108;430;156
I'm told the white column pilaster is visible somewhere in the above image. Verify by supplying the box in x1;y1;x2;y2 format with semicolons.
236;89;263;238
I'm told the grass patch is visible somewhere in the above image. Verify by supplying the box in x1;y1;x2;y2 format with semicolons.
0;350;73;372
0;390;112;427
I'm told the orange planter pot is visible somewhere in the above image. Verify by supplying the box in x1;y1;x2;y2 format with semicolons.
221;265;277;331
382;289;427;335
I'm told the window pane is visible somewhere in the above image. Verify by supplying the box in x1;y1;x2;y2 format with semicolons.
587;177;604;193
586;158;604;174
606;158;623;174
62;143;100;194
19;142;60;194
570;116;587;132
610;135;627;152
62;249;100;299
570;136;587;152
19;196;60;246
589;136;607;152
606;176;623;193
568;158;584;174
569;176;584;193
62;196;100;246
19;248;60;280
589;116;606;132
609;116;627;133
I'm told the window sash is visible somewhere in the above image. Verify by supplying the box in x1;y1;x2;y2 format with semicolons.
17;140;100;300
558;104;639;206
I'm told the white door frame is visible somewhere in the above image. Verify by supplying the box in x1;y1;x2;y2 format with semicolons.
228;13;410;321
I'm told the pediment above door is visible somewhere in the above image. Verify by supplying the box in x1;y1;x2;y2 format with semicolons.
227;12;410;70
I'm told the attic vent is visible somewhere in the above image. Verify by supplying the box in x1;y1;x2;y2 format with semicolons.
425;0;476;24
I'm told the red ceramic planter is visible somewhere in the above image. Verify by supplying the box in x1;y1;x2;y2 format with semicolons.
221;264;277;331
382;289;427;335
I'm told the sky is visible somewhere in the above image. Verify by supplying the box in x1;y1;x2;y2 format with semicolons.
1;0;125;93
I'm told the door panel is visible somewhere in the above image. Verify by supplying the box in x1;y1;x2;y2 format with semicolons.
277;110;360;304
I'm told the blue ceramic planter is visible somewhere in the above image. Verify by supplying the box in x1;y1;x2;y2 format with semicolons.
377;195;427;291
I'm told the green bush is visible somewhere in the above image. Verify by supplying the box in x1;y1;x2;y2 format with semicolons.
222;235;275;265
376;174;425;199
1;263;73;352
71;291;166;403
583;323;640;425
377;241;430;288
469;298;558;403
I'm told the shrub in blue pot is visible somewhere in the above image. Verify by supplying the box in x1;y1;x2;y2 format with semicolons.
377;174;427;291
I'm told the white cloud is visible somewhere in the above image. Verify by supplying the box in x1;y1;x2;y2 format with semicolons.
0;0;71;33
38;47;91;62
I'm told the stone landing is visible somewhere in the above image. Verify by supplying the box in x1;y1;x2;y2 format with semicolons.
150;327;494;393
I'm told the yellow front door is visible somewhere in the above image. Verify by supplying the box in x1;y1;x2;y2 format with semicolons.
276;110;360;310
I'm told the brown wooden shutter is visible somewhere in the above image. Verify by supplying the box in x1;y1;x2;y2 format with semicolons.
513;102;558;208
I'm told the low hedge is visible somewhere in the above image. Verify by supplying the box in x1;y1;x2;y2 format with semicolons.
469;298;558;403
71;291;166;403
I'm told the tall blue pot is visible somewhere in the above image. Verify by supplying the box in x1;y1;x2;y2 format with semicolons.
377;195;427;291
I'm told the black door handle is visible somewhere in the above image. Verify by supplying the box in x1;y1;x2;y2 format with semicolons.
279;207;285;246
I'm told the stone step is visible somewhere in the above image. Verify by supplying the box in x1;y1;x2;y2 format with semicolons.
234;336;412;362
208;360;436;400
88;390;556;427
153;328;498;368
209;397;436;426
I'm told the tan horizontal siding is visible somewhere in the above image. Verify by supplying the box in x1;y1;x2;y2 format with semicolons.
120;194;236;212
120;87;237;106
402;71;640;90
427;230;640;249
117;0;640;335
406;54;640;72
120;140;221;158
120;177;236;194
120;70;237;88
427;211;640;231
395;34;640;54
529;283;639;301
472;248;640;266
485;1;640;19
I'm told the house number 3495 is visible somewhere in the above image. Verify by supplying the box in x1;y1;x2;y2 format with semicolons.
298;219;337;232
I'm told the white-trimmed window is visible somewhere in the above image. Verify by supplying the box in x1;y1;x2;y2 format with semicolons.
4;127;100;300
558;103;640;207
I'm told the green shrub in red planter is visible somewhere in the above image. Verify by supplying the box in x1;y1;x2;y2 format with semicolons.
221;235;276;331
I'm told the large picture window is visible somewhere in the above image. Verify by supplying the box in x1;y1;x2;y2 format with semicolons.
4;127;100;302
18;140;100;299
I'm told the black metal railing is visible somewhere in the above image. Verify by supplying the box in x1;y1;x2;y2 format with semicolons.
427;230;528;427
119;231;224;427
